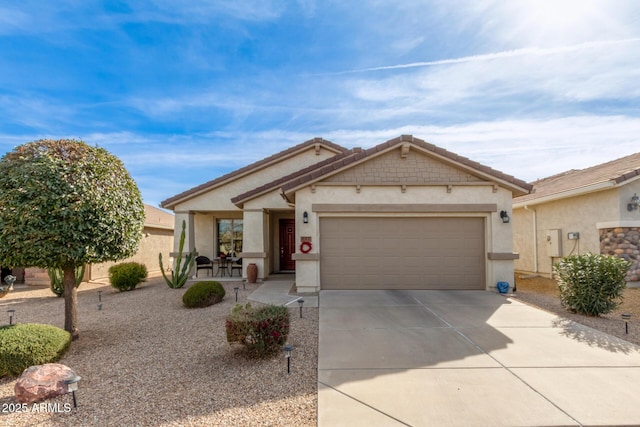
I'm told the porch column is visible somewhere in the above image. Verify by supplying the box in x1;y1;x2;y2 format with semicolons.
240;209;268;281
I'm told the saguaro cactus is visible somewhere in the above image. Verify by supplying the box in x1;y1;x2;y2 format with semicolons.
160;220;196;288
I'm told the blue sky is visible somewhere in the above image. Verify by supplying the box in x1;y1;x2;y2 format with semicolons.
1;1;639;207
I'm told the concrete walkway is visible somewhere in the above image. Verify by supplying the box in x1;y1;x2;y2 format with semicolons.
318;290;640;426
247;275;319;307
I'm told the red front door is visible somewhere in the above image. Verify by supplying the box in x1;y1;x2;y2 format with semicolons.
279;219;296;271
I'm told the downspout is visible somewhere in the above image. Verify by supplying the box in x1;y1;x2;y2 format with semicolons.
524;205;538;273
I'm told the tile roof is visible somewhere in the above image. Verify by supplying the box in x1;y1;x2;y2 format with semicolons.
160;137;348;209
231;149;359;206
514;151;640;204
281;135;532;196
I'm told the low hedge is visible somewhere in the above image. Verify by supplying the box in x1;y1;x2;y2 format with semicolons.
0;323;72;377
109;262;148;292
183;281;226;308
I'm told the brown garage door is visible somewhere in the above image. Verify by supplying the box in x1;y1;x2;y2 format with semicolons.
320;217;485;290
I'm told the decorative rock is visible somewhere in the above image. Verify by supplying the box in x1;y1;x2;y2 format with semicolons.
14;363;77;404
600;227;640;283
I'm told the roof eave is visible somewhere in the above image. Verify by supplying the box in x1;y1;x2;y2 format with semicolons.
282;140;533;199
513;180;616;208
160;138;347;210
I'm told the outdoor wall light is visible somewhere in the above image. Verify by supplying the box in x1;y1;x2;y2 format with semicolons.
297;298;305;318
64;375;81;409
234;287;239;302
622;313;632;334
7;309;15;325
303;211;309;224
500;210;510;224
283;344;293;374
628;194;640;211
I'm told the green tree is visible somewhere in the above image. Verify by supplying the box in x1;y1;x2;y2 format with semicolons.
0;139;144;339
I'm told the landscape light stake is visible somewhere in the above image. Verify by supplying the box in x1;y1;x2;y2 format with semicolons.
284;344;293;374
234;287;239;302
97;290;103;311
622;313;632;334
7;309;15;325
242;279;246;290
298;298;305;318
64;376;81;409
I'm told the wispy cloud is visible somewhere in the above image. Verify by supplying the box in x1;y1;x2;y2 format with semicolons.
0;1;638;207
325;39;640;75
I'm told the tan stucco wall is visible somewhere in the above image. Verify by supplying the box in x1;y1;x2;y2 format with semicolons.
25;205;174;286
293;183;515;292
91;227;174;280
513;187;621;276
170;146;338;266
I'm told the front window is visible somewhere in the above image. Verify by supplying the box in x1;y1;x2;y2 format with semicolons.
217;219;243;257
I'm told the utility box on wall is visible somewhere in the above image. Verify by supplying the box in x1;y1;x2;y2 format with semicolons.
546;229;562;257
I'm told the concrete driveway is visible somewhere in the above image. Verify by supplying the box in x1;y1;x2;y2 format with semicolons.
318;290;640;426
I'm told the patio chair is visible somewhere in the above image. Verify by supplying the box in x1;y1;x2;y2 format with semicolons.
230;258;242;277
195;256;213;277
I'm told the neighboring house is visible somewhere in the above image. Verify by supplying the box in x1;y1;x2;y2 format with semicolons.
513;152;640;283
24;204;174;285
161;135;531;292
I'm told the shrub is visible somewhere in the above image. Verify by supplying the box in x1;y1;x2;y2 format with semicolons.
109;262;148;292
554;253;631;316
49;264;85;297
226;303;290;357
182;281;226;308
0;323;72;377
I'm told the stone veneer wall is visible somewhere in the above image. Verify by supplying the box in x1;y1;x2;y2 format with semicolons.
600;227;640;282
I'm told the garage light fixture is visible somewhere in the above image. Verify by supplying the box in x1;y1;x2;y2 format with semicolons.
500;210;510;224
303;211;309;224
627;194;640;211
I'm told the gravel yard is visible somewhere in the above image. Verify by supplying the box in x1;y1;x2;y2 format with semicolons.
0;277;318;426
3;274;640;426
515;275;640;346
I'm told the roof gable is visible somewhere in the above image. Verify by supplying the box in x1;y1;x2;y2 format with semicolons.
161;138;348;209
282;135;532;197
323;148;483;184
231;149;359;207
515;152;640;205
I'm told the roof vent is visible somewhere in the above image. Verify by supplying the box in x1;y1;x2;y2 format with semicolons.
353;147;362;153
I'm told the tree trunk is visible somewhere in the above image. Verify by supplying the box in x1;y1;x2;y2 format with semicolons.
63;267;79;340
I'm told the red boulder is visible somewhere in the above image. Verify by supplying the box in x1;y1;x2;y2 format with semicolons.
14;363;77;404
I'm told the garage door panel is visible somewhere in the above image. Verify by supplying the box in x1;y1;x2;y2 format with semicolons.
320;217;485;290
